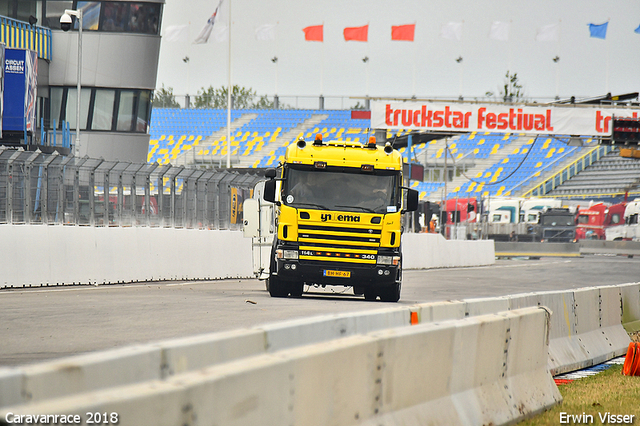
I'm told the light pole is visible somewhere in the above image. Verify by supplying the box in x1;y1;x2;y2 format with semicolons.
60;9;83;156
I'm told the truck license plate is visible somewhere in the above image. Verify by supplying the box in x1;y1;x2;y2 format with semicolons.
323;269;351;278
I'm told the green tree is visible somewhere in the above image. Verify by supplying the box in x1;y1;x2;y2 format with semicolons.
254;94;275;109
154;84;180;108
195;85;258;109
486;71;525;102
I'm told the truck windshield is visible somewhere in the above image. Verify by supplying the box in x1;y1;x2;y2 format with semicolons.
284;168;398;214
541;215;574;226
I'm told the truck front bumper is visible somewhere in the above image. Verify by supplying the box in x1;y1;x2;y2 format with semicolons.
273;258;400;287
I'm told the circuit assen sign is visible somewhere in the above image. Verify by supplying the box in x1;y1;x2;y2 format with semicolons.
371;101;640;137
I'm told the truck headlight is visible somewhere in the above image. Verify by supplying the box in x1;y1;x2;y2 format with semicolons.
377;256;400;266
276;249;299;260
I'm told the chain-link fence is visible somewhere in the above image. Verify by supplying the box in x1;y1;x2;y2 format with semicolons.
0;148;265;229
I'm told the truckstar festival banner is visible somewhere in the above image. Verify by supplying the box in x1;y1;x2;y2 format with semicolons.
371;101;640;137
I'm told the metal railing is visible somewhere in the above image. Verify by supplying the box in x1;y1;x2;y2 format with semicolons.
0;148;264;229
0;15;52;60
523;144;615;197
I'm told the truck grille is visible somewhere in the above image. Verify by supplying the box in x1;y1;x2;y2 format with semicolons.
297;223;381;264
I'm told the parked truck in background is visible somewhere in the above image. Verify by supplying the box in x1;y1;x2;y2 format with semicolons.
575;202;626;240
261;136;419;302
606;199;640;241
536;207;577;242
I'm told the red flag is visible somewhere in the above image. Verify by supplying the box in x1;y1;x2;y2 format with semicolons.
344;25;368;42
391;24;415;41
303;25;323;42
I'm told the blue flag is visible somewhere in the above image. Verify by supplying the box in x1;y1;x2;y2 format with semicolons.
635;25;640;34
588;22;608;39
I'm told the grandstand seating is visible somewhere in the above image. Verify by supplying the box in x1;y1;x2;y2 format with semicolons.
148;108;592;201
548;149;640;197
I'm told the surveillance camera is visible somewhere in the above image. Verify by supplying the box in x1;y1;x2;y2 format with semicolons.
60;12;73;32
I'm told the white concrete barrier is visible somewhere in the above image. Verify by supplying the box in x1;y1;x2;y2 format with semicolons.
619;283;640;332
0;225;254;288
402;233;496;269
507;287;631;375
0;225;494;288
0;283;634;423
0;308;559;426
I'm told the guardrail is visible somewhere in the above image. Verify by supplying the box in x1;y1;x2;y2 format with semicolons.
0;15;52;61
523;144;614;197
1;283;636;425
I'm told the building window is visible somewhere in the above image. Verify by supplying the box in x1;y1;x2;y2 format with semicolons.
75;1;101;30
92;89;115;130
65;87;92;131
46;1;74;30
66;1;162;35
116;90;135;131
50;86;152;133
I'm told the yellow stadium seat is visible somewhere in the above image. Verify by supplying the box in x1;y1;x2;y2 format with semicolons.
545;148;556;159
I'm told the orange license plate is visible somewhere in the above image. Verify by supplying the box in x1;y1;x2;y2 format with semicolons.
323;270;351;278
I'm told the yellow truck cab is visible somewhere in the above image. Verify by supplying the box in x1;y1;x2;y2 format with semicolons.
263;135;418;302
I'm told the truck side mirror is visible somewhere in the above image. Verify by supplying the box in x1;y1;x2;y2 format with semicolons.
263;179;277;203
403;188;419;212
265;168;277;179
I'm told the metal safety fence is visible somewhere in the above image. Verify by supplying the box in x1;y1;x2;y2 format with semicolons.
0;148;265;229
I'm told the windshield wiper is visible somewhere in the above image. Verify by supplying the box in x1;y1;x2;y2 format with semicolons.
335;205;376;213
291;202;329;210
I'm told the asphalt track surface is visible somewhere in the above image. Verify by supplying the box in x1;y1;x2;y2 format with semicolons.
1;255;639;366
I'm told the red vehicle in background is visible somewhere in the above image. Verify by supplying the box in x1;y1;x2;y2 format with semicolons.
439;198;478;239
442;197;478;225
575;202;626;240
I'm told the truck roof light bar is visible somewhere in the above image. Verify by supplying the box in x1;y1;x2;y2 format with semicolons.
313;133;323;146
367;136;377;149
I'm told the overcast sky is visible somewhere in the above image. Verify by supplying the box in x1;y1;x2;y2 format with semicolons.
156;0;640;106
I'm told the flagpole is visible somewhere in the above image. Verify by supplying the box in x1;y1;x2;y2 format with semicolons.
321;22;324;98
226;0;232;169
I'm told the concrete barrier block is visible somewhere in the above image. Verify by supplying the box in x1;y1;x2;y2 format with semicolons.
0;368;23;408
287;336;379;426
0;309;557;426
573;288;600;335
20;345;162;404
0;353;295;426
539;291;576;340
504;308;562;414
620;283;640;332
159;329;266;377
599;286;623;328
417;300;466;322
259;307;410;352
463;297;510;317
507;292;541;310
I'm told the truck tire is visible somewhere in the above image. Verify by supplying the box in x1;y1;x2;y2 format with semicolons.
289;282;304;297
364;289;377;301
267;275;289;298
379;282;401;303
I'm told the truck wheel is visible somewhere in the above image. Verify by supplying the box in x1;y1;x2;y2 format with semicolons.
289;282;304;297
379;282;401;303
267;275;289;298
364;289;377;301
